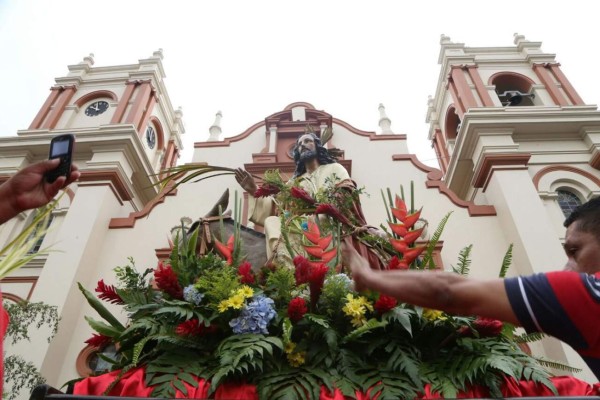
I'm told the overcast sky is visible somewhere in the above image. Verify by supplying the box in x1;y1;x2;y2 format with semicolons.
1;0;599;167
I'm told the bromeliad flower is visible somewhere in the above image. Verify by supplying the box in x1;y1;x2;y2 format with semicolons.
175;319;217;336
374;294;398;314
287;297;308;323
290;187;316;205
84;333;112;348
95;279;124;305
254;183;281;198
237;261;255;284
154;262;183;300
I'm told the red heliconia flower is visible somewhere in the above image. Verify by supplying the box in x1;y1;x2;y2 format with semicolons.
302;221;333;248
293;255;312;285
374;294;398;314
254;184;280;198
303;246;337;263
287;297;308;323
238;261;255;284
473;317;503;337
387;256;409;270
85;333;112;348
175;319;216;336
391;195;408;221
214;235;235;265
308;263;329;309
315;204;352;226
154;261;183;299
95;279;124;305
402;246;426;265
291;187;316;205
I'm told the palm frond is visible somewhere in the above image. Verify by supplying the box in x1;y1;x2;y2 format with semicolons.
498;244;514;278
421;212;452;269
452;244;473;275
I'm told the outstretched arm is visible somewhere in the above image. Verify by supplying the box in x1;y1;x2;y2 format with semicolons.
0;159;80;224
234;168;257;195
343;244;520;325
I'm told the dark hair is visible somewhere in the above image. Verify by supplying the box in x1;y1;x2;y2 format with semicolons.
292;133;337;177
564;196;600;240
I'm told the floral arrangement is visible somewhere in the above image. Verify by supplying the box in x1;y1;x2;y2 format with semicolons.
79;178;564;399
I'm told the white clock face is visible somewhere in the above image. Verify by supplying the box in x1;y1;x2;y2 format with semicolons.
85;100;109;117
145;126;156;149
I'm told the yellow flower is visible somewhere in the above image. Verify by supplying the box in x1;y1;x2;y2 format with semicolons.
229;294;245;309
342;294;373;321
423;308;447;321
237;285;254;299
287;350;306;367
284;342;296;354
350;316;366;327
217;300;230;313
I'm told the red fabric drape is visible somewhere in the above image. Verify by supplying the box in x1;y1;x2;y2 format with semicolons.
0;290;9;396
74;367;600;399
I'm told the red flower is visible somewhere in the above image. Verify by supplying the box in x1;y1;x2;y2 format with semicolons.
154;261;183;299
214;235;235;265
308;263;329;309
175;319;216;336
287;297;308;323
315;204;352;226
254;184;280;198
291;187;316;205
387;256;409;270
374;294;398;314
473;317;503;337
238;261;255;284
95;279;124;305
293;256;312;285
85;333;112;348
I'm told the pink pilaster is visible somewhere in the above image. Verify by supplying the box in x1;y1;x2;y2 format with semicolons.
467;66;495;107
451;66;479;110
29;87;62;129
45;85;77;129
111;82;136;124
533;64;568;106
548;64;584;105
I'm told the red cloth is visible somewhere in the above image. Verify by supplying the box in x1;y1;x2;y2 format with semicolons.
0;290;9;396
74;367;600;399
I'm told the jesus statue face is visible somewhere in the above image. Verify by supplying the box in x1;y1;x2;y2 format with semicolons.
296;134;317;163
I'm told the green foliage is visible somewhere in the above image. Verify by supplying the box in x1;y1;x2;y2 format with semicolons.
114;257;154;290
195;266;239;305
3;355;46;400
4;301;59;345
265;266;296;306
499;243;514;278
452;244;473;275
319;274;353;318
421;211;452;269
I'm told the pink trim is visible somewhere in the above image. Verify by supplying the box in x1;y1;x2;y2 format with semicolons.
466;66;495;107
45;85;77;129
0;276;38;300
447;78;465;118
161;140;176;173
433;128;449;173
124;81;152;127
451;66;478;110
109;181;180;229
488;71;536;88
532;64;568;106
283;102;315;110
78;170;134;202
533;165;600;190
138;92;157;133
29;88;61;130
111;82;136;124
392;154;496;216
548;64;584;105
195;120;265;148
74;90;118;107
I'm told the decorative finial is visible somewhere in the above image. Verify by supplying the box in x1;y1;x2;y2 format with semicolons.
513;33;526;45
378;103;394;135
175;106;183;119
153;48;164;60
81;53;95;66
208;111;223;141
440;34;452;44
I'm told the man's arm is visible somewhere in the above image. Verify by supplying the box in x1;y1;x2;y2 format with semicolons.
0;159;80;224
344;244;521;325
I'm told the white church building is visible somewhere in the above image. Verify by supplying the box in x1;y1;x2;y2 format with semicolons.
1;33;600;393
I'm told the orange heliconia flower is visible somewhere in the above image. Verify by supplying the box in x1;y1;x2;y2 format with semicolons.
302;221;336;265
387;195;425;268
214;235;235;265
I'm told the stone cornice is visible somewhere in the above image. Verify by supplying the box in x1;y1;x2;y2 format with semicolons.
472;153;531;190
78;169;134;203
392;154;496;216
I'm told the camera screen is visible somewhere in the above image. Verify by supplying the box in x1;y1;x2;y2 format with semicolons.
51;140;69;157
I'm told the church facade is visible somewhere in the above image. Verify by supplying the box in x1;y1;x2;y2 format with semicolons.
1;33;599;393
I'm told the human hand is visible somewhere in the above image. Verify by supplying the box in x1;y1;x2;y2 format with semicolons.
0;159;81;222
341;242;373;292
234;168;257;195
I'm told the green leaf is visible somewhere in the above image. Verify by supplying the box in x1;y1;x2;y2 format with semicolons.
84;316;123;338
79;283;125;330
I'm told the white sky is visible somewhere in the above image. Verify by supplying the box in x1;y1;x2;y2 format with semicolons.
1;0;599;168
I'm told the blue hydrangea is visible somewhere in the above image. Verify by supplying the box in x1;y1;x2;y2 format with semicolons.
183;285;204;305
324;273;353;290
229;295;277;334
301;221;308;231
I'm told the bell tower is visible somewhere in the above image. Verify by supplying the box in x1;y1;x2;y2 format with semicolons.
425;34;600;381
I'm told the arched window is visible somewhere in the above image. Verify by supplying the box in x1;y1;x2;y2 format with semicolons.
489;72;536;107
557;189;582;218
